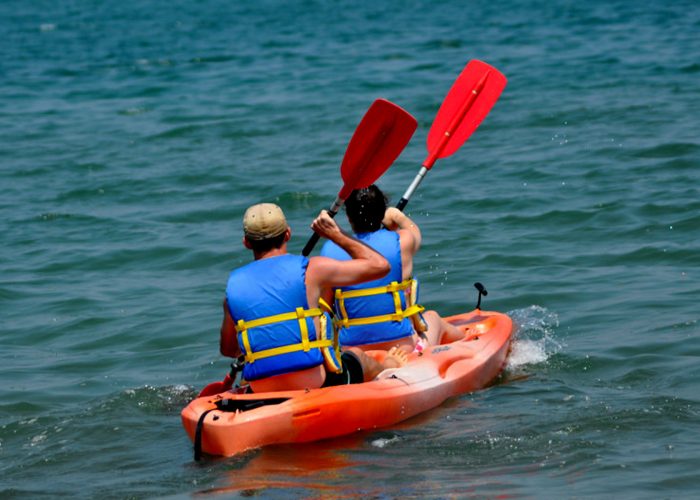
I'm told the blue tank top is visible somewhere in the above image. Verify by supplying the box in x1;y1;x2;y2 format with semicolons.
320;229;414;346
226;254;325;381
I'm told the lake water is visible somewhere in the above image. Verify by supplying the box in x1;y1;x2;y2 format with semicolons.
2;0;699;497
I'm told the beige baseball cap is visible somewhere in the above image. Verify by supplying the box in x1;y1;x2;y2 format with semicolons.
243;203;288;240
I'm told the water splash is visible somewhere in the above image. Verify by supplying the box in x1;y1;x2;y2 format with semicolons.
506;306;562;370
97;384;196;415
370;433;403;449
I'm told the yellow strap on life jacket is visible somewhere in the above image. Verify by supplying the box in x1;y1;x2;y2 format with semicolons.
409;278;428;333
237;299;341;367
237;306;332;364
334;279;425;328
318;297;342;374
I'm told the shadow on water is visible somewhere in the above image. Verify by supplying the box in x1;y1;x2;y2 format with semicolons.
194;437;366;497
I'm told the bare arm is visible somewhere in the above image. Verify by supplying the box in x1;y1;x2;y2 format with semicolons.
383;207;421;252
219;299;241;358
382;207;421;279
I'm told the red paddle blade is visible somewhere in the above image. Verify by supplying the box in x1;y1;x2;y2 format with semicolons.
338;98;417;199
425;60;507;168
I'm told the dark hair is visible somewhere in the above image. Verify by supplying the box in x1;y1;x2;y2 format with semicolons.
345;184;388;233
245;232;286;253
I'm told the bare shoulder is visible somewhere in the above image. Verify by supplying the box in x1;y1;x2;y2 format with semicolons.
306;255;339;285
307;255;338;271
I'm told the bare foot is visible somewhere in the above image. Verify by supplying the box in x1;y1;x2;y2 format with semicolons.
383;347;408;369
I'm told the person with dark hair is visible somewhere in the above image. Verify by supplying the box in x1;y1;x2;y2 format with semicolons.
219;203;407;393
320;185;463;353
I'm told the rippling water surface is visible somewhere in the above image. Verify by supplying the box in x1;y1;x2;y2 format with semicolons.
2;0;699;498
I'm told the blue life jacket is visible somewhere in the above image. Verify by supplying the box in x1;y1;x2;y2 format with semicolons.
226;254;339;381
320;229;423;346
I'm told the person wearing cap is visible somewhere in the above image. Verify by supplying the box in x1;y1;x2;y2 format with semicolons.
219;202;408;393
320;185;464;353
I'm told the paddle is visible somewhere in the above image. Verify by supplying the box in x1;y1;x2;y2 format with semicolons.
395;60;507;211
301;98;418;256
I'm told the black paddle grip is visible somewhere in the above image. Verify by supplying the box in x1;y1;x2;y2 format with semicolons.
396;197;409;211
302;208;339;256
302;233;321;256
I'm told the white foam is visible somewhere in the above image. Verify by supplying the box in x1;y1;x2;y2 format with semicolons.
371;435;401;448
506;305;563;369
507;339;548;369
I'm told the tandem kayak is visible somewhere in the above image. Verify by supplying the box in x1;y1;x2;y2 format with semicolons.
182;308;513;458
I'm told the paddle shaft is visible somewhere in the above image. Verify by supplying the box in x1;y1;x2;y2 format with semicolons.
301;195;344;256
395;167;428;211
396;71;490;212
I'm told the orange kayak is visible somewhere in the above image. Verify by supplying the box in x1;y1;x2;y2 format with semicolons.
182;308;513;458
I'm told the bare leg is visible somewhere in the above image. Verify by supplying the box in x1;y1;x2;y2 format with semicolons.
346;346;408;382
423;310;465;345
383;347;408;368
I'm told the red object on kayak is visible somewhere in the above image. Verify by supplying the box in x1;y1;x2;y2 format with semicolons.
182;308;513;458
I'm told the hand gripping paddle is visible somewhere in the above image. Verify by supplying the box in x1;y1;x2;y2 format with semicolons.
302;98;417;255
395;60;507;211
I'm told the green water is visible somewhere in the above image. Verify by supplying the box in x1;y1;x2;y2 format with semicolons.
1;0;699;497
